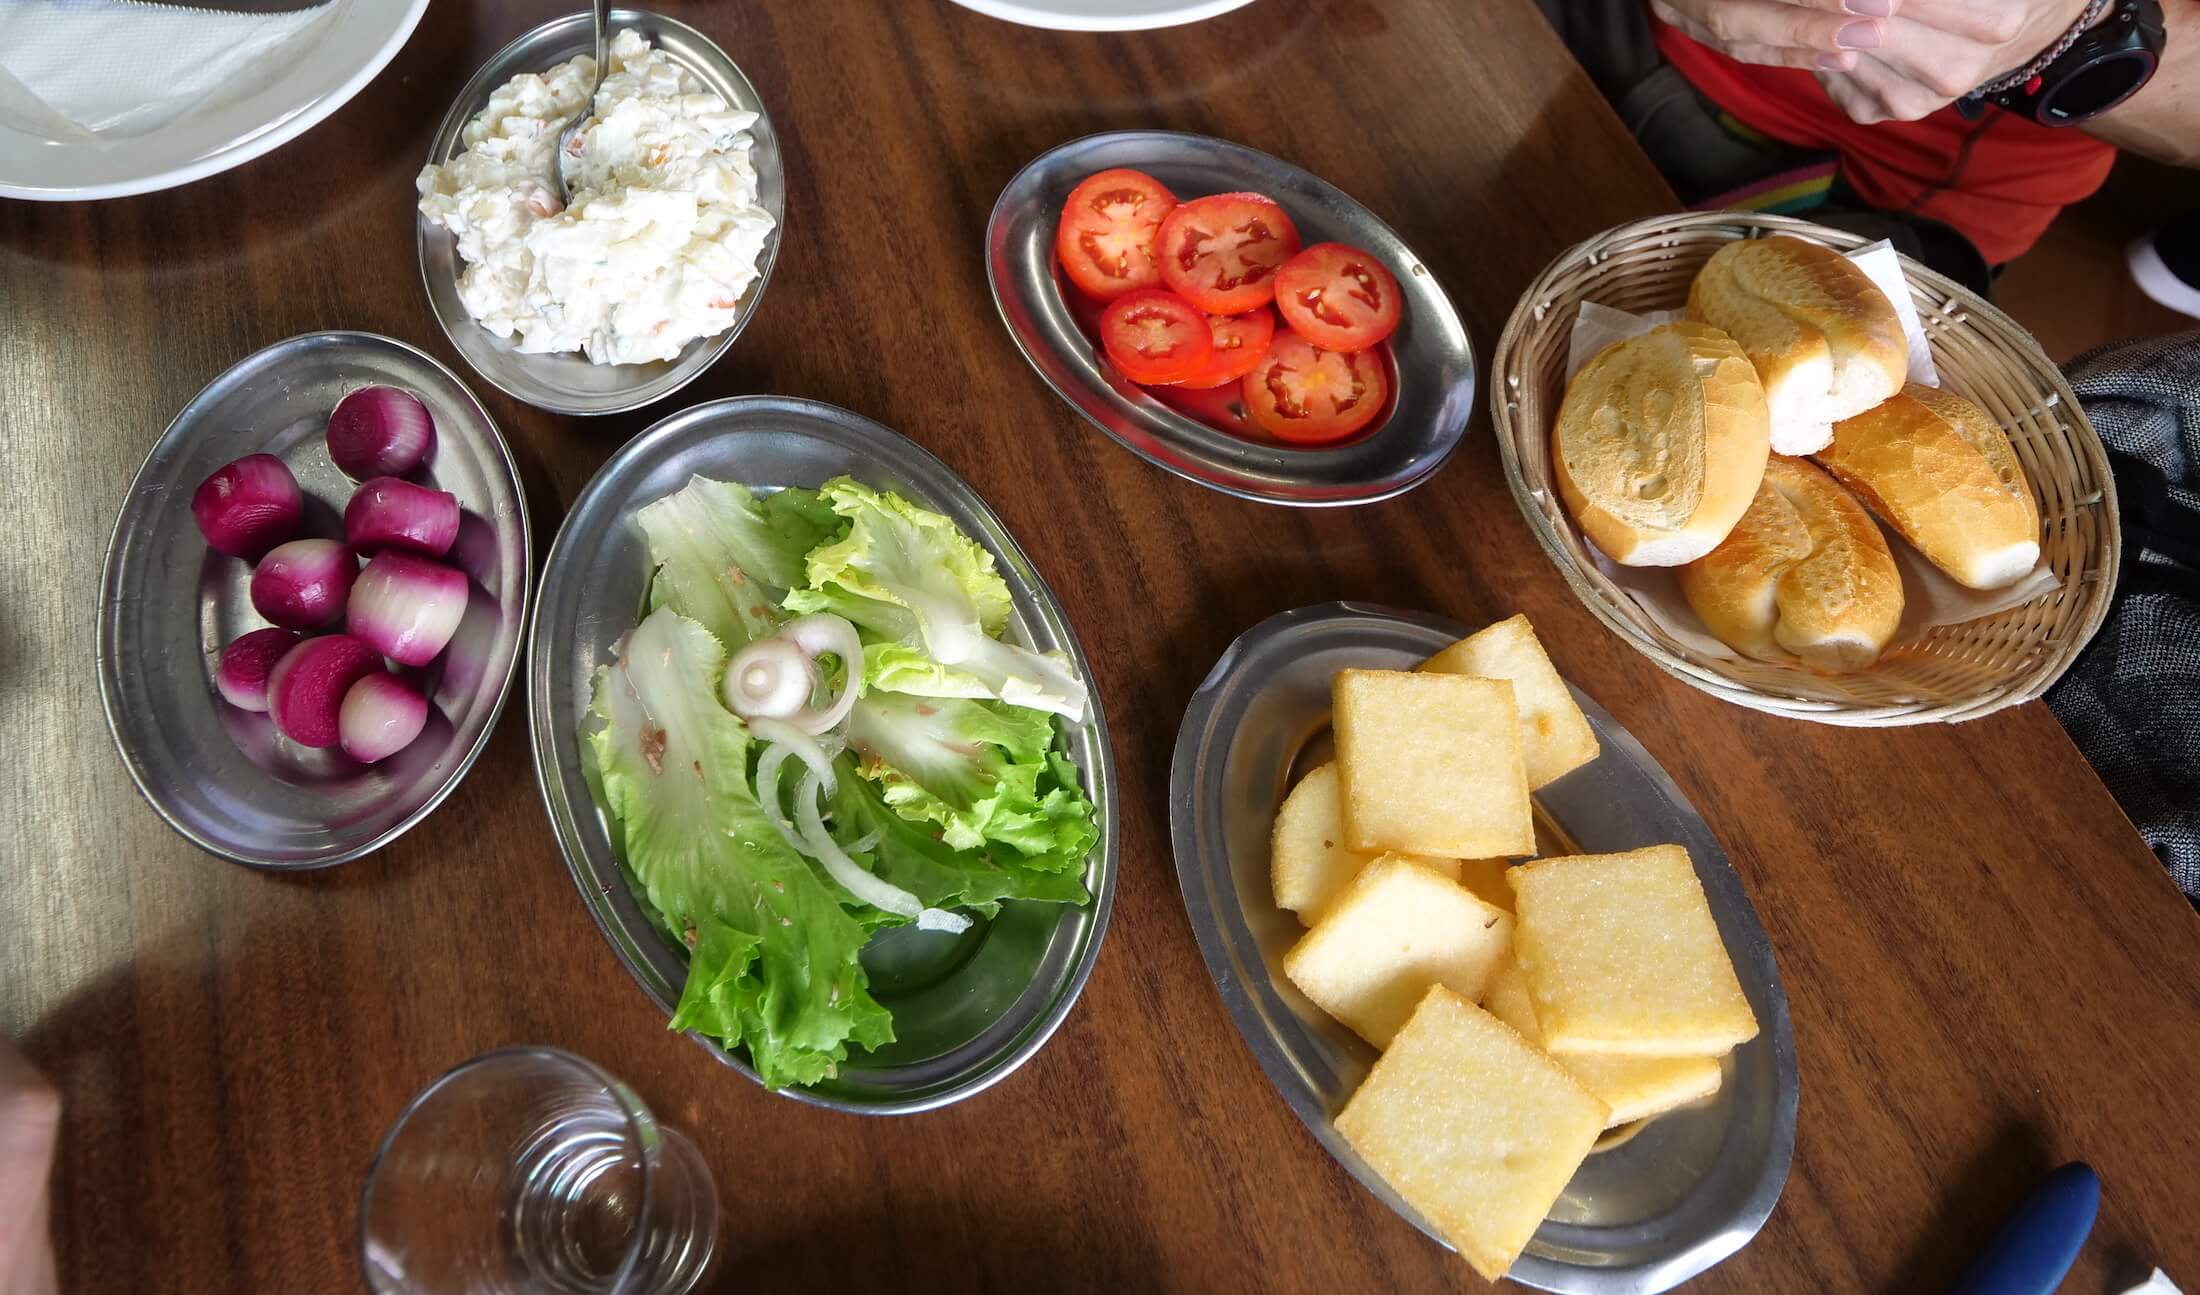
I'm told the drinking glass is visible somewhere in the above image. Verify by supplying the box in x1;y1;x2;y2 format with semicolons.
359;1047;718;1294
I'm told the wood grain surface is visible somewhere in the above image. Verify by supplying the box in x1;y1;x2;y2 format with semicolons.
4;1;2197;1292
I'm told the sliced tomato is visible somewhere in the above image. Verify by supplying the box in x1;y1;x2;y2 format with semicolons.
1055;169;1178;300
1100;289;1213;385
1274;243;1404;351
1167;308;1276;389
1242;333;1389;444
1156;193;1302;314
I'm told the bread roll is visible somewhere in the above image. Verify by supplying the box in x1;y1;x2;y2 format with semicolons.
1552;321;1770;567
1677;455;1903;673
1686;237;1908;455
1816;383;2042;590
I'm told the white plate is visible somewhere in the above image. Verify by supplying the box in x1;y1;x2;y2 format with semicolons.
0;0;426;201
946;0;1254;32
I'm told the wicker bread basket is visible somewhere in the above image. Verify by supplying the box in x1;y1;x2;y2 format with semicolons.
1492;212;2119;726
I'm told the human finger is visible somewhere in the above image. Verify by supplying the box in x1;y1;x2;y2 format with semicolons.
1652;0;1889;53
1725;40;1866;69
1870;0;2029;47
0;1039;60;1295
1862;14;2008;99
1817;54;1957;122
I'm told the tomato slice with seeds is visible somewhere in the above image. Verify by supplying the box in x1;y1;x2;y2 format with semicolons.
1273;243;1404;352
1242;333;1389;444
1157;193;1302;314
1100;289;1214;385
1166;308;1276;389
1055;169;1178;301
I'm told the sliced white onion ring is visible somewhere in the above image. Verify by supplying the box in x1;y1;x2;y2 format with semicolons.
749;717;837;796
752;743;811;858
780;613;864;735
723;637;815;720
795;770;970;934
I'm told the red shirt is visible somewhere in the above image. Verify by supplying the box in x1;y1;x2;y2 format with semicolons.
1652;15;2117;263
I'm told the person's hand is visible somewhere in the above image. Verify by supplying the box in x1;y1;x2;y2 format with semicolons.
1818;0;2098;122
1649;0;1895;74
0;1039;58;1295
1651;0;2102;122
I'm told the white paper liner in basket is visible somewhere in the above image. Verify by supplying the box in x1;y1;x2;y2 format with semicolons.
1558;240;2059;664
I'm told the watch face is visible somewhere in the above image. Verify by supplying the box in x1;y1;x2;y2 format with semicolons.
2043;49;2157;121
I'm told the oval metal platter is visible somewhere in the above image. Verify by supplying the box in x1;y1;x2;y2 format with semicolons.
529;396;1118;1113
418;9;785;416
986;130;1475;507
1169;602;1797;1292
98;332;531;869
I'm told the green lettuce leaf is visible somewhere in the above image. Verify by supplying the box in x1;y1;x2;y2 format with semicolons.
847;691;1098;861
637;477;844;651
825;759;1090;917
783;478;1089;721
590;607;890;1088
856;641;1088;722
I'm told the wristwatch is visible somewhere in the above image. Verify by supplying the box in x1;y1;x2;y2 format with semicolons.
1956;0;2167;126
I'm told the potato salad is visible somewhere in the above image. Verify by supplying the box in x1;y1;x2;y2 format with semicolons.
416;31;774;365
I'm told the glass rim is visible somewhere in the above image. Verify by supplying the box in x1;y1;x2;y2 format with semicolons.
356;1044;661;1295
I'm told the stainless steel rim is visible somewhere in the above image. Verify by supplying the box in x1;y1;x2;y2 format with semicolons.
984;129;1476;507
1168;601;1798;1292
96;331;531;870
416;9;785;416
527;395;1118;1113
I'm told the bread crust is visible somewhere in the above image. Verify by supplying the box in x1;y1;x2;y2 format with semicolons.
1686;237;1907;455
1815;383;2042;590
1677;455;1904;673
1552;322;1770;566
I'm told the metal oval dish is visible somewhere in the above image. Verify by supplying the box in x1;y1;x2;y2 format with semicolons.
985;130;1475;507
98;332;531;869
529;397;1117;1114
417;10;785;416
1170;602;1797;1293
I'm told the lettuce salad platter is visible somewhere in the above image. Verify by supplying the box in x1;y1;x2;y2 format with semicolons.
585;473;1100;1089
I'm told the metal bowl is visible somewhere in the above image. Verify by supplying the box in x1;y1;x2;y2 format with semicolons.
417;10;785;416
529;396;1117;1113
985;130;1476;506
98;332;531;869
1170;603;1797;1292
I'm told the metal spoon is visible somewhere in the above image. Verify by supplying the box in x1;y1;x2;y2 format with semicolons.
551;0;609;208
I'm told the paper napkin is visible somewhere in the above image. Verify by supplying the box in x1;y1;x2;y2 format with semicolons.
0;0;344;141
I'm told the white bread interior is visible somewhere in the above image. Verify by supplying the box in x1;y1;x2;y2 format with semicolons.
1687;237;1909;455
1676;455;1904;673
1815;383;2043;590
1552;321;1770;567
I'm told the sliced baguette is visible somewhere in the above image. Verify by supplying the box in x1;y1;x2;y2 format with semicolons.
1687;236;1907;455
1677;455;1904;673
1552;321;1771;567
1816;383;2042;590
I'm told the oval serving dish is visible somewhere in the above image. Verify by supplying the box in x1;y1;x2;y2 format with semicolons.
1170;602;1797;1293
418;9;786;416
529;396;1117;1113
986;129;1475;507
98;332;530;869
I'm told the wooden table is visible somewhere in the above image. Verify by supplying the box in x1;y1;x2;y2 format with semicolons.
4;1;2197;1290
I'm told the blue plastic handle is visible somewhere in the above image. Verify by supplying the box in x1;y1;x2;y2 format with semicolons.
1948;1162;2101;1295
